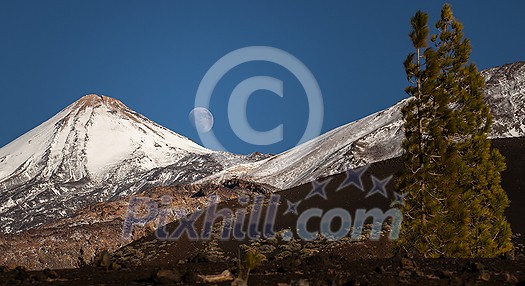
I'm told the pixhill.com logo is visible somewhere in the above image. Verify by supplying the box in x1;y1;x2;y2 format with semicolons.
122;165;404;242
122;47;404;242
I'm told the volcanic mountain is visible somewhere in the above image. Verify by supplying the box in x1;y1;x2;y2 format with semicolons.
0;95;265;233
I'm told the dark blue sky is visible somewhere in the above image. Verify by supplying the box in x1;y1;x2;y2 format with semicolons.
1;1;523;154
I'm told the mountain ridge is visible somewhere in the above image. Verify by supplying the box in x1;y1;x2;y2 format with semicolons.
202;61;525;189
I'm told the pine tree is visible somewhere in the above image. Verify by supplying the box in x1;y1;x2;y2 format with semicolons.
431;4;512;257
397;9;463;257
397;4;512;257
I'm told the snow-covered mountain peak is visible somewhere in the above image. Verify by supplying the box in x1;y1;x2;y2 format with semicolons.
0;94;222;232
0;94;211;186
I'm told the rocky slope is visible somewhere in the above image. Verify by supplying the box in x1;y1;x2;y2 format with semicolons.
0;179;275;270
204;62;525;189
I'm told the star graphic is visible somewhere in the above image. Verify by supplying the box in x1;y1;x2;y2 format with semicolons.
238;195;250;205
283;200;301;215
390;191;408;207
305;178;332;200
281;229;293;241
208;194;220;204
337;164;370;192
365;175;392;199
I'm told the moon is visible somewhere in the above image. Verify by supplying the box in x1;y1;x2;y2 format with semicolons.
189;107;214;133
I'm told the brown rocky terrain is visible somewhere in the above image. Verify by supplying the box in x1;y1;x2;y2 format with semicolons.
0;180;275;270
